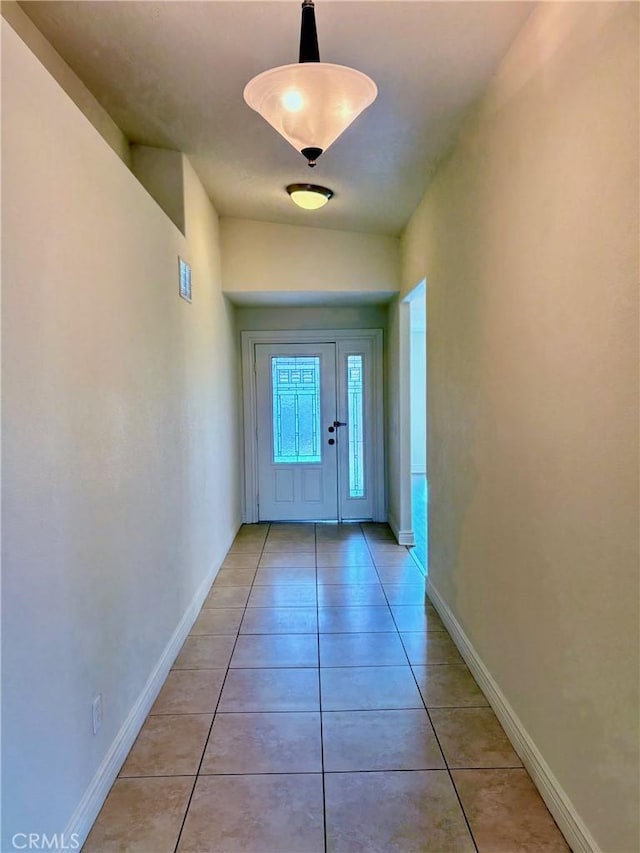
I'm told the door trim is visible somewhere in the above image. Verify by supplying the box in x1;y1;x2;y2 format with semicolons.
241;329;385;524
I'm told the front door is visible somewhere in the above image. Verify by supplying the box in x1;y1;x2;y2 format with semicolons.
255;342;338;521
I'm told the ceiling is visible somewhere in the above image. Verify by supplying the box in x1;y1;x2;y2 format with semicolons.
19;0;534;236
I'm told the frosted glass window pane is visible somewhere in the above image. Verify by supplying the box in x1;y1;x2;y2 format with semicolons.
272;356;321;464
347;355;365;497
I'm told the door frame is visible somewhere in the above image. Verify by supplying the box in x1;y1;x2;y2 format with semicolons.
393;279;427;547
241;329;385;524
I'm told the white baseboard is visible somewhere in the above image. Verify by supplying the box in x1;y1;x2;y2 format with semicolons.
64;525;240;849
388;513;415;546
426;578;600;853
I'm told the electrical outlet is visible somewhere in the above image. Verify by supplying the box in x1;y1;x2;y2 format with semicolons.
92;694;103;735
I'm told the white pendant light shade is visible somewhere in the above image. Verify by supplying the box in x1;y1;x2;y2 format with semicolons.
244;62;377;165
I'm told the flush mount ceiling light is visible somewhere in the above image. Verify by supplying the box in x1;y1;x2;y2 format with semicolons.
243;0;377;167
287;183;333;209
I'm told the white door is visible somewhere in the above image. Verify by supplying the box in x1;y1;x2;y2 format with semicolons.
255;343;338;521
246;331;384;523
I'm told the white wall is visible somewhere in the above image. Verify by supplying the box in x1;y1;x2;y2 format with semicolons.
385;297;412;543
400;4;639;851
235;304;388;333
1;21;241;848
0;1;131;165
221;217;400;301
131;145;186;235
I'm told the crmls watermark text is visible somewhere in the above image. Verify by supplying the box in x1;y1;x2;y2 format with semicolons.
12;834;80;850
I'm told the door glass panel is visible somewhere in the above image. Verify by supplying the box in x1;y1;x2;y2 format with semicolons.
347;355;365;497
272;356;321;464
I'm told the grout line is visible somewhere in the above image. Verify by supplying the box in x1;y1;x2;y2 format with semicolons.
147;703;491;716
172;522;271;853
141;522;487;852
118;765;525;782
362;529;480;852
315;523;329;853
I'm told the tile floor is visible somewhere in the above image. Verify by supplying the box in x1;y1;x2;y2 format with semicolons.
84;523;570;853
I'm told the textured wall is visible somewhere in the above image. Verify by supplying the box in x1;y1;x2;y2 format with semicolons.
2;22;240;845
401;4;639;849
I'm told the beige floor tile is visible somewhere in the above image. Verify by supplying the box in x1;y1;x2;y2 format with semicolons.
232;528;267;540
315;527;364;542
259;552;316;568
247;583;317;607
401;631;463;665
361;522;394;534
376;564;426;583
213;568;256;586
368;543;410;556
227;541;264;554
173;635;236;669
254;565;317;585
322;709;445;771
315;536;366;546
177;774;324;853
230;537;266;549
318;605;395;633
391;603;444;632
430;708;523;768
231;633;318;668
319;632;408;667
320;665;423;710
316;565;380;584
221;553;260;569
316;552;373;567
372;552;420;568
218;667;320;712
413;664;490;708
317;583;387;606
452;769;570;851
240;606;318;634
266;525;315;536
190;608;244;635
382;583;428;605
203;585;251;608
263;539;316;552
362;532;396;544
83;777;193;853
267;523;312;536
151;670;226;715
120;714;212;777
324;770;475;852
316;543;372;557
201;712;322;774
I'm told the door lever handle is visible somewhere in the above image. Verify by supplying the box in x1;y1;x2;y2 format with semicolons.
333;420;347;428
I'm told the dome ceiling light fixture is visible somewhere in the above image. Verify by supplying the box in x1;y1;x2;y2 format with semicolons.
287;183;334;210
243;0;378;168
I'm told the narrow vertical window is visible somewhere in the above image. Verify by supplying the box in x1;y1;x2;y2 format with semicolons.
347;355;365;497
272;356;321;463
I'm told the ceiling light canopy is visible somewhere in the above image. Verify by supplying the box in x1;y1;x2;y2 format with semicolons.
243;0;377;167
287;183;333;209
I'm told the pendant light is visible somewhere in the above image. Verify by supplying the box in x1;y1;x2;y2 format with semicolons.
243;0;377;167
